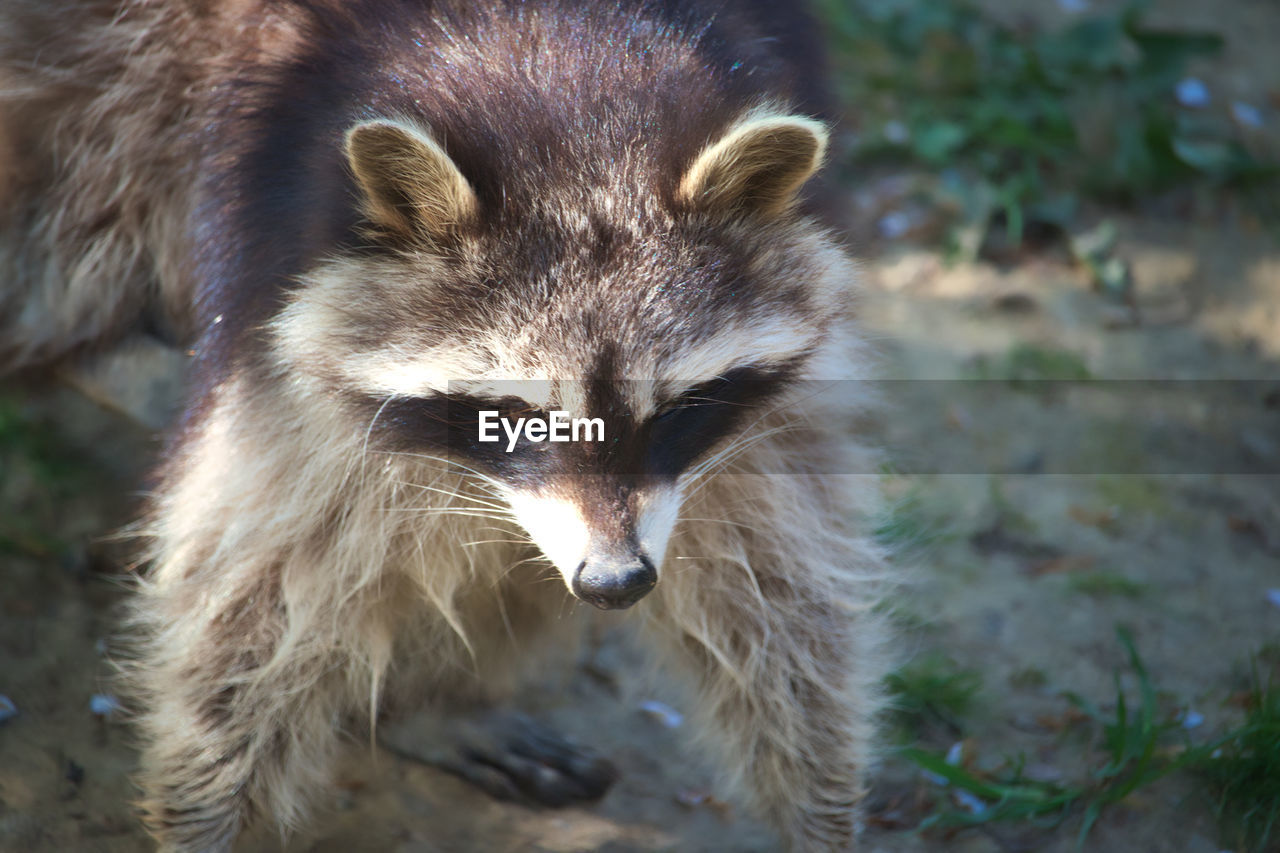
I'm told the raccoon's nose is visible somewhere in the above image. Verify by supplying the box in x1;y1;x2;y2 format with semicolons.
572;555;657;610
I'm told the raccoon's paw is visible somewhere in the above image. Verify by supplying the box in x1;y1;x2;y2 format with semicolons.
378;709;618;807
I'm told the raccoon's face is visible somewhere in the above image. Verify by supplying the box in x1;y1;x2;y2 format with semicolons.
275;110;853;610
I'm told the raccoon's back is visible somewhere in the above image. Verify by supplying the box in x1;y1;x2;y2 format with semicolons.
0;0;286;370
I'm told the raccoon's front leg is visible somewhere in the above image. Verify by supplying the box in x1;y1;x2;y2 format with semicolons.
645;516;887;850
131;566;362;852
127;395;399;851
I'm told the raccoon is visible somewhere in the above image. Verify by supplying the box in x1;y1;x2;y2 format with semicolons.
0;1;891;850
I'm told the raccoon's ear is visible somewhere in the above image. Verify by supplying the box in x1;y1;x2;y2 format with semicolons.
677;113;828;218
344;118;478;242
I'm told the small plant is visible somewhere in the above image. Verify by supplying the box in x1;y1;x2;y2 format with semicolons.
1196;667;1280;852
1060;628;1192;842
967;344;1092;383
898;746;1081;830
1257;643;1280;676
886;652;983;737
898;629;1274;848
872;599;934;633
0;396;86;557
0;397;85;485
874;483;951;553
1065;571;1146;599
0;391;121;562
983;476;1039;536
813;0;1278;242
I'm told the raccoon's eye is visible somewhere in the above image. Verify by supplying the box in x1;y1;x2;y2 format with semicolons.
654;378;732;422
486;398;556;451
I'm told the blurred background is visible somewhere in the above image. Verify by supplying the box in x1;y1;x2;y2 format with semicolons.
819;2;1280;851
2;1;1277;851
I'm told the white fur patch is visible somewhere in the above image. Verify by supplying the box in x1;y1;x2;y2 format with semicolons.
502;483;682;589
634;485;681;573
355;351;485;397
501;488;591;585
643;318;815;413
451;378;559;410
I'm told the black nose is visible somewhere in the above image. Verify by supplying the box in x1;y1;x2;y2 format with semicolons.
572;555;657;610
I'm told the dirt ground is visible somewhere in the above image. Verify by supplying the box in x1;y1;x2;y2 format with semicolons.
2;3;1278;853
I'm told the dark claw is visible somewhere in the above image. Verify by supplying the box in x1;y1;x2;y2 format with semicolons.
501;713;618;801
378;709;618;807
435;754;523;802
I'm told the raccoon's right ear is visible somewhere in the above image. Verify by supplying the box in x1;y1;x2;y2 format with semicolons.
677;112;828;219
344;118;478;243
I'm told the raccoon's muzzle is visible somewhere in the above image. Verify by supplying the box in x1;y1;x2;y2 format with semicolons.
572;555;658;610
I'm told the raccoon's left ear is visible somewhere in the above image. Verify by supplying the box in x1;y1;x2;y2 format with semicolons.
344;118;478;243
677;112;828;218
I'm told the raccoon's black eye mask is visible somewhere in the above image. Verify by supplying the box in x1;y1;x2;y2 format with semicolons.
358;363;796;480
644;364;795;478
364;392;552;473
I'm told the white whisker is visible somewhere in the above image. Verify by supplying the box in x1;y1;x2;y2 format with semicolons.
389;480;510;512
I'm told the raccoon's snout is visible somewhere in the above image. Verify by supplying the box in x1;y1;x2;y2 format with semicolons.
572;555;658;610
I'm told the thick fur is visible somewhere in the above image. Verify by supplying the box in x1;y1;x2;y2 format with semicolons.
0;1;892;851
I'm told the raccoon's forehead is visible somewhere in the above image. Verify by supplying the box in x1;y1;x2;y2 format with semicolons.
496;223;834;379
481;215;838;361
